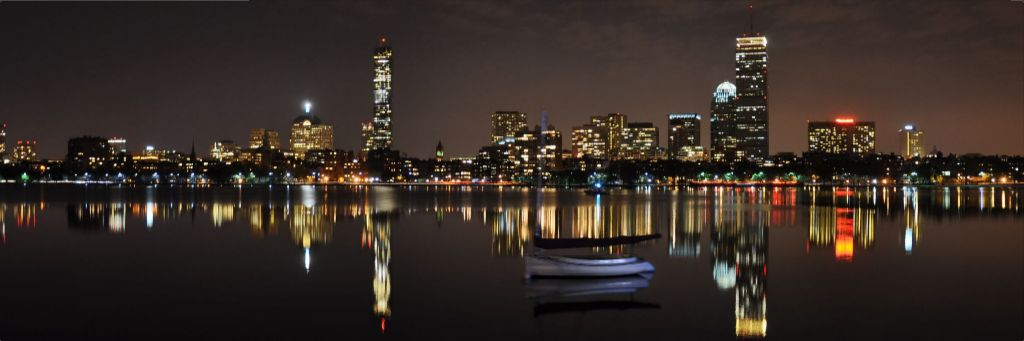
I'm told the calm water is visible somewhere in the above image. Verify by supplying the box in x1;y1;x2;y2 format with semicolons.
0;184;1020;340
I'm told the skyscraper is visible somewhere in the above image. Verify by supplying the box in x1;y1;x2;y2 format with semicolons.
571;125;607;159
808;118;876;155
289;101;334;157
490;111;527;145
13;140;37;162
590;113;627;159
734;27;769;162
364;38;393;153
668;113;703;161
249;128;281;150
710;81;739;163
899;124;925;159
620;122;659;160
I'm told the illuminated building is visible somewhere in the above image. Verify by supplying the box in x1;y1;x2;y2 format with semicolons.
490;111;527;145
209;140;239;162
668;113;704;161
12;140;38;162
808;118;876;155
620;122;658;160
710;81;740;162
364;38;393;153
591;113;627;159
248;128;281;150
107;137;127;155
571;124;607;159
435;140;444;162
734;31;769;162
899;124;925;159
66;136;112;173
0;122;6;159
509;125;563;180
288;101;334;157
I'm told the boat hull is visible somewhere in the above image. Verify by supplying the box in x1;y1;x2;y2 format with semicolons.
525;255;655;278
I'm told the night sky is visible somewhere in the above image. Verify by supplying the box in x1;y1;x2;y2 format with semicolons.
1;0;1021;159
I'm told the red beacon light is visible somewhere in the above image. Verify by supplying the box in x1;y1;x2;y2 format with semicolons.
835;118;855;124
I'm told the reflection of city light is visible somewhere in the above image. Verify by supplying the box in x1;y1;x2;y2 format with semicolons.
146;202;155;228
904;228;913;254
304;247;311;273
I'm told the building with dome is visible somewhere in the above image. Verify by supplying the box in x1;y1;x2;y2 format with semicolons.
710;81;739;163
289;101;334;158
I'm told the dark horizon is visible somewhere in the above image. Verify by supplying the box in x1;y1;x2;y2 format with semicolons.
1;0;1022;159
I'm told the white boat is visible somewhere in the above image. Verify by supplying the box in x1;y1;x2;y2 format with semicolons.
525;254;655;278
525;274;652;299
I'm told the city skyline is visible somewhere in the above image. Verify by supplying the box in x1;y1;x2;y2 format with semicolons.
0;1;1022;159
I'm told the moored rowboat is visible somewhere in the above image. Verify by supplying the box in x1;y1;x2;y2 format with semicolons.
525;254;655;278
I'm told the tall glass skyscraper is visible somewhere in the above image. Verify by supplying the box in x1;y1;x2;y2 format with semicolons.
710;81;738;163
365;38;393;153
734;31;769;162
899;124;925;159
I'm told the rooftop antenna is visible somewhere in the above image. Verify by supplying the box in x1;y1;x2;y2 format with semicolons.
748;2;755;33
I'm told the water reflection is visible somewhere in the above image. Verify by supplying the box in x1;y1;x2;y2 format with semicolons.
0;185;1020;337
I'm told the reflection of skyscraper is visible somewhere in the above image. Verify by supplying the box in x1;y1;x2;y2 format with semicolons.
363;212;392;332
735;218;767;338
669;195;703;257
808;190;876;262
488;207;532;256
66;203;125;233
903;187;920;254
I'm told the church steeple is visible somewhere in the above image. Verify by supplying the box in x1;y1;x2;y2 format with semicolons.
435;140;444;161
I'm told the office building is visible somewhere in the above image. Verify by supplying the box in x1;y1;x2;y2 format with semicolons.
620;122;659;160
808;118;876;155
13;140;37;162
710;81;740;163
66;136;113;173
289;101;334;157
249;128;281;150
571;125;607;159
591;113;627;159
668;113;703;161
364;38;394;152
490;111;527;145
899;124;925;159
734;31;769;162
